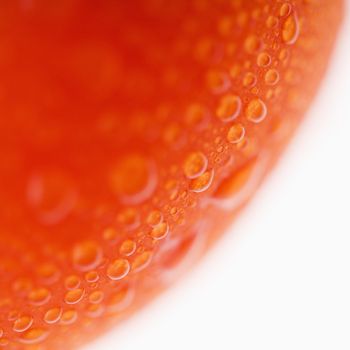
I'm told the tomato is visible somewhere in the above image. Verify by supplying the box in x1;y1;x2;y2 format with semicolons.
0;1;343;348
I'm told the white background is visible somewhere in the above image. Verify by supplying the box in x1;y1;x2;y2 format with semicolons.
86;7;350;350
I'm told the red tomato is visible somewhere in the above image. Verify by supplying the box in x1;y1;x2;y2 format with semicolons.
0;1;343;348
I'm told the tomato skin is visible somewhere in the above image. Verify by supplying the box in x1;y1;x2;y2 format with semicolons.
0;1;343;348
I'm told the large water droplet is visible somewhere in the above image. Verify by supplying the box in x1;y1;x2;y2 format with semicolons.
27;171;77;225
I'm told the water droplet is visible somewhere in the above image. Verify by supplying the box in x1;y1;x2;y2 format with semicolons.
107;286;135;313
216;94;242;122
131;251;152;273
282;12;300;45
257;52;271;67
211;156;268;210
60;310;78;325
146;210;163;227
0;338;9;347
89;290;104;304
13;316;33;333
109;154;157;205
8;310;19;321
245;98;267;123
85;304;105;318
64;275;81;290
185;104;209;129
116;208;140;230
265;69;280;85
266;15;279;28
162;122;183;147
244;35;261;54
183;152;208;179
36;263;60;284
85;271;99;283
107;259;130;280
28;288;51;306
12;278;32;296
280;3;292;17
27;171;77;225
44;307;62;324
189;169;214;193
227;124;246;144
119;239;137;257
18;328;49;345
243;73;257;88
150;222;169;240
64;288;85;305
206;69;231;94
72;241;102;272
103;227;118;242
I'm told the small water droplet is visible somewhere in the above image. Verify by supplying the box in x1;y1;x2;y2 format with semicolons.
244;35;261;54
85;304;105;318
64;288;85;305
243;73;257;88
60;310;78;325
36;263;60;284
116;208;140;230
189;169;214;193
103;227;118;242
64;275;81;290
282;12;300;45
107;286;135;313
227;124;246;144
0;338;9;347
85;271;99;283
18;328;49;345
119;239;137;257
206;69;231;94
44;307;62;324
185;104;209;129
131;251;152;273
280;3;292;17
107;259;130;280
13;316;33;333
265;69;280;85
183;152;208;179
216;94;242;122
146;210;163;227
12;278;32;296
245;98;267;123
150;222;169;240
257;52;271;67
266;15;279;28
72;241;102;272
28;288;51;306
89;290;104;304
